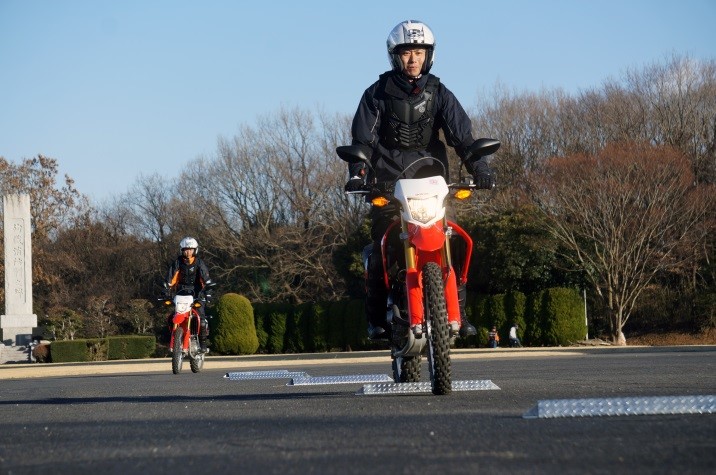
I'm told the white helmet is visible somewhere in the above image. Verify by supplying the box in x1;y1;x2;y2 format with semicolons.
179;236;199;255
387;20;436;75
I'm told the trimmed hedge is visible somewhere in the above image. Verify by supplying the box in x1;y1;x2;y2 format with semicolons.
215;286;586;355
51;335;155;362
343;299;370;351
107;335;155;360
539;287;587;345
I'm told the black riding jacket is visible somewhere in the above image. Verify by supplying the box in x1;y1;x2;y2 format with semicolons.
166;255;211;296
350;71;475;183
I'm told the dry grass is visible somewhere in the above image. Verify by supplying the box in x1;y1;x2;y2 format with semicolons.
627;328;716;346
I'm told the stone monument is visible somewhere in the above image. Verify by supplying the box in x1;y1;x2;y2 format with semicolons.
1;194;37;345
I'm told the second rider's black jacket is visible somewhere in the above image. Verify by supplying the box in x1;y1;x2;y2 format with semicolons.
350;70;475;183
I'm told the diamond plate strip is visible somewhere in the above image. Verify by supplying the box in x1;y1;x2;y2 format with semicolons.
288;374;394;386
523;395;716;419
356;379;500;395
224;370;308;380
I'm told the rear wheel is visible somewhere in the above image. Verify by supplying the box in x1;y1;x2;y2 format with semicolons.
423;262;452;395
171;327;184;374
392;355;421;383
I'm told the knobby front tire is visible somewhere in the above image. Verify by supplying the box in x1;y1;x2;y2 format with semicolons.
172;327;184;374
423;262;452;395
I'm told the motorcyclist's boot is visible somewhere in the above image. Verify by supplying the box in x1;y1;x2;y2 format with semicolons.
457;284;477;338
365;276;389;340
364;244;390;340
199;321;210;353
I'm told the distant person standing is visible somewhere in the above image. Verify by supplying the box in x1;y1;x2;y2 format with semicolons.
509;323;522;348
488;326;500;348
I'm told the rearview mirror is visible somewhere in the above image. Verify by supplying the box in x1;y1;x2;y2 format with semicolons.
336;145;370;165
468;138;501;158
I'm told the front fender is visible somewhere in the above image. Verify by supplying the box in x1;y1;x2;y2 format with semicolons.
172;312;190;326
407;222;445;252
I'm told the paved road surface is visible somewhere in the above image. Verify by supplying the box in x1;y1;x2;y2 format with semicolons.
0;346;714;474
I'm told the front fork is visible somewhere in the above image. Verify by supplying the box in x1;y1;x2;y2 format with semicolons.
399;219;461;331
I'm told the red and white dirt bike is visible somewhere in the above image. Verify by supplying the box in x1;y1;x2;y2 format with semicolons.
338;139;500;395
163;282;215;374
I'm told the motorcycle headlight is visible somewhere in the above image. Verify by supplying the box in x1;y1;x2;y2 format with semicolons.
407;195;440;224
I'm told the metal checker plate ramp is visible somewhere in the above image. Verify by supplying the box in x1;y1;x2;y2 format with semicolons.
523;394;716;419
289;374;394;386
224;370;308;380
356;379;500;395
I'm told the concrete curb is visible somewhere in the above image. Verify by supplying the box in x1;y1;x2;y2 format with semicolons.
1;345;713;380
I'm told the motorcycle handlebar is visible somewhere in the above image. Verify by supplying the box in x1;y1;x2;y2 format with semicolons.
344;182;479;197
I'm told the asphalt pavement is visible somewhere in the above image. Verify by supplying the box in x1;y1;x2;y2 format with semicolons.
1;345;714;474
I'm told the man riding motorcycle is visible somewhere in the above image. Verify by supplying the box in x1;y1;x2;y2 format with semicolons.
165;237;211;353
345;20;496;340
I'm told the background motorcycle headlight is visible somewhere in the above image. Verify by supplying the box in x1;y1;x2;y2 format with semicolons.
407;195;439;223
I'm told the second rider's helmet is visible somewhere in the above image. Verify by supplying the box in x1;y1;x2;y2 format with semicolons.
386;20;436;75
179;236;199;255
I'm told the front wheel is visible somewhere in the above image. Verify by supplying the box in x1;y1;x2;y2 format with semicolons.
171;327;184;374
423;262;452;395
189;336;203;373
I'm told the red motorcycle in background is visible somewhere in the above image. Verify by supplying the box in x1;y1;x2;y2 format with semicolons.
338;139;500;395
162;281;215;374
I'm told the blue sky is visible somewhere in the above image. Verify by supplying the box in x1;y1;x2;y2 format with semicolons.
1;0;715;203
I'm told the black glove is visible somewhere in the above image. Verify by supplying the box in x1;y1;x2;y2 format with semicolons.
344;176;366;192
471;159;496;190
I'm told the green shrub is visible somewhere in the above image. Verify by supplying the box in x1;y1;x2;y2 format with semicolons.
343;299;369;350
471;293;491;346
505;291;526;329
326;301;347;350
50;339;106;362
284;302;311;353
540;288;587;345
307;302;329;352
524;290;543;345
106;335;155;360
266;304;290;354
213;293;259;355
489;293;509;341
251;302;269;352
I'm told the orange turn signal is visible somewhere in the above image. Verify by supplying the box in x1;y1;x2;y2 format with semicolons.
454;189;472;200
371;196;390;207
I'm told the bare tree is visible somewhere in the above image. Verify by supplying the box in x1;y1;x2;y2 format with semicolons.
123;299;156;335
83;295;118;338
173;106;356;303
530;142;712;344
625;54;716;183
44;307;84;340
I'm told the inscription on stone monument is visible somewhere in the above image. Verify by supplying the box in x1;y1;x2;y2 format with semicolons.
2;194;37;345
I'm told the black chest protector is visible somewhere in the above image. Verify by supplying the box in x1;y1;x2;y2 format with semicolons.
379;75;440;151
178;259;200;289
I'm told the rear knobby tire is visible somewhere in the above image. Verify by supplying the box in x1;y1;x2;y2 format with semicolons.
423;262;452;395
171;327;184;374
392;355;421;383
